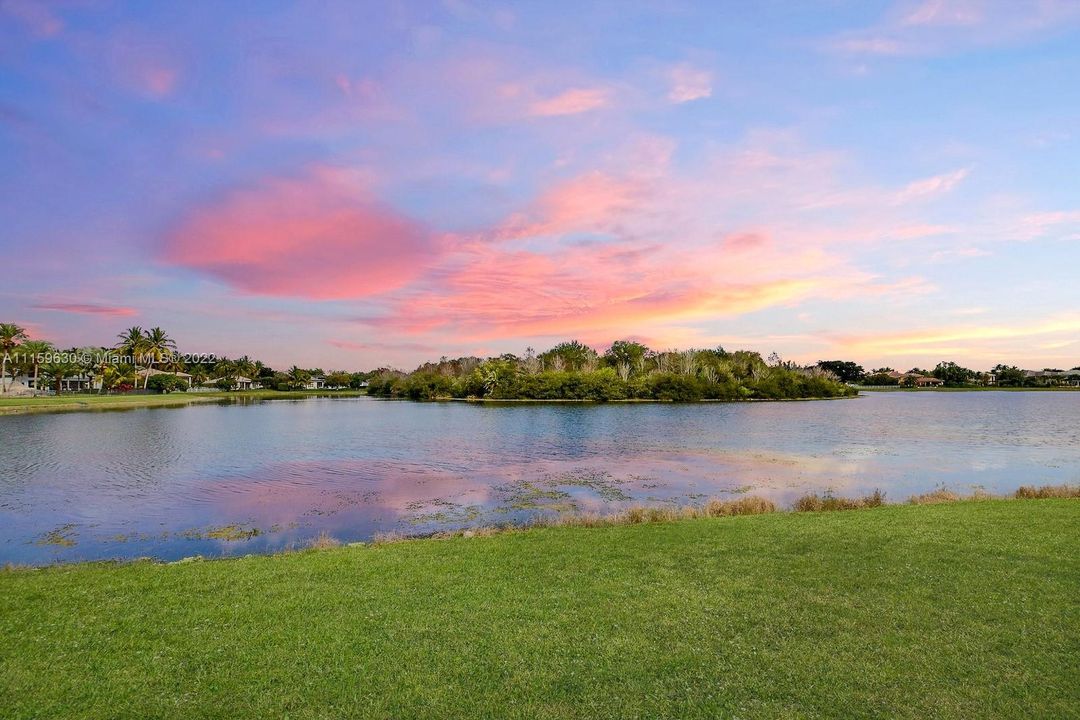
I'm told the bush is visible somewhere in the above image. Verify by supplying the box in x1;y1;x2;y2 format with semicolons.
793;490;885;512
146;373;189;394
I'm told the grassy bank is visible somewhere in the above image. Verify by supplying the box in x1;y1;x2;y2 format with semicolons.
3;500;1077;718
859;386;1080;392
0;389;367;415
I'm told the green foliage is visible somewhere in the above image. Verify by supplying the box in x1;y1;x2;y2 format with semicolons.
146;374;188;394
603;340;649;369
324;371;353;389
933;361;975;386
992;364;1026;387
864;368;899;386
816;360;865;383
539;340;598;371
367;341;854;401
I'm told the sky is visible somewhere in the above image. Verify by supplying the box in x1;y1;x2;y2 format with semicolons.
1;0;1078;372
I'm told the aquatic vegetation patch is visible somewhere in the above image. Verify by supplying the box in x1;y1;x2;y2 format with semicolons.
36;524;78;547
407;498;484;525
493;479;574;512
181;524;262;542
554;469;633;501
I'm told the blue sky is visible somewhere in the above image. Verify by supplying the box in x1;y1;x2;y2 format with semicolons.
1;0;1078;370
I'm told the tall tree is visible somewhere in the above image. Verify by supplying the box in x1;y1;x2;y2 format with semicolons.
115;326;147;388
17;339;53;393
141;327;177;387
41;359;81;396
0;323;29;393
816;361;866;384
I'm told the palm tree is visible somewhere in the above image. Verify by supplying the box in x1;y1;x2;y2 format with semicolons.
116;326;147;387
17;339;53;393
190;367;209;389
235;355;256;382
41;359;81;396
141;327;176;387
287;365;311;390
1;323;29;393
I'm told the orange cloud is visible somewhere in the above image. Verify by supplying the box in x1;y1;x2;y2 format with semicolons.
829;315;1080;358
163;168;435;299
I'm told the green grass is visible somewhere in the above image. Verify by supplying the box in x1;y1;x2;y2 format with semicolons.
2;500;1077;718
859;386;1080;392
0;389;366;415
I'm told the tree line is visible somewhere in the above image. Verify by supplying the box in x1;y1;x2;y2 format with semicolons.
367;341;856;401
817;360;1080;387
0;323;374;395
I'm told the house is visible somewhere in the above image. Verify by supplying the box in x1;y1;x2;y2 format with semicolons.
15;373;100;393
195;375;255;391
305;375;326;390
887;370;944;387
1024;369;1080;387
1;376;35;396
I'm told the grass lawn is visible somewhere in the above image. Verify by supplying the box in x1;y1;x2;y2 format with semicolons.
2;500;1077;719
0;389;366;415
859;386;1080;392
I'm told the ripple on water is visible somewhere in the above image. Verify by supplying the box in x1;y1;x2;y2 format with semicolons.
2;392;1079;563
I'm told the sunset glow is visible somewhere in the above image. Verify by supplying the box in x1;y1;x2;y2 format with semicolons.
2;1;1078;369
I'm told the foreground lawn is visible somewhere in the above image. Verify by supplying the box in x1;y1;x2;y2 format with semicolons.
0;389;366;415
2;501;1077;719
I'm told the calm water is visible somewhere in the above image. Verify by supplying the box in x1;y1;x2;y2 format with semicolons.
2;392;1078;565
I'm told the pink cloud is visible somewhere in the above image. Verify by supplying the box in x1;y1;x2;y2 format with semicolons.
721;232;769;251
892;168;969;204
162;167;436;300
900;0;983;27
828;0;1080;57
498;171;646;238
32;302;137;317
667;63;712;103
2;0;63;38
529;88;611;117
139;66;179;98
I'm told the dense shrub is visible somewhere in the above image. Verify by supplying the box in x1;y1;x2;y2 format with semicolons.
366;342;856;402
146;373;188;394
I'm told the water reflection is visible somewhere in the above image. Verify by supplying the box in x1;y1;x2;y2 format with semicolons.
2;392;1078;564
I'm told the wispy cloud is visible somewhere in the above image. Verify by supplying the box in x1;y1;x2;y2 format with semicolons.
892;168;969;204
2;0;63;38
528;87;612;117
667;63;712;103
31;302;137;317
827;0;1080;57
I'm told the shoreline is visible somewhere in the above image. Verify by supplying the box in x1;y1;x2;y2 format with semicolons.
3;498;1075;718
0;389;368;416
9;485;1075;570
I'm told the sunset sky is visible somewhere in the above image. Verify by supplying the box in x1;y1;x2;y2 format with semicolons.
2;0;1078;371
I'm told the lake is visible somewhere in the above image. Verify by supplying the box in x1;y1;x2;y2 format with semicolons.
2;392;1078;565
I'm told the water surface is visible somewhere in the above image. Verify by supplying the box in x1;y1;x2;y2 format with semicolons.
2;392;1078;564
